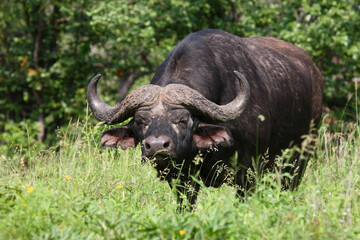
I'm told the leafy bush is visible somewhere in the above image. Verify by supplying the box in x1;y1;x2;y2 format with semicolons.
1;0;359;148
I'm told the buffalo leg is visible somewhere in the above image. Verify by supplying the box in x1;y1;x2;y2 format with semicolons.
235;168;252;198
168;178;200;211
285;152;311;190
234;153;253;198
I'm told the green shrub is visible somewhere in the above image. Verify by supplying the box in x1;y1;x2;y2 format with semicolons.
1;0;359;148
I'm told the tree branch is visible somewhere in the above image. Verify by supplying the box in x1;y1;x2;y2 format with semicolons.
32;1;46;142
32;89;46;141
34;4;45;68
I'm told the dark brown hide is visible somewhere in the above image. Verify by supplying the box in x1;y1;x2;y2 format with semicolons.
87;29;323;210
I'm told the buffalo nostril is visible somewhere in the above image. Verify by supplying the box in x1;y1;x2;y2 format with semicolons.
143;135;173;156
163;141;170;149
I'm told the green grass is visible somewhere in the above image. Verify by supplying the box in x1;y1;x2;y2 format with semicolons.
0;119;359;239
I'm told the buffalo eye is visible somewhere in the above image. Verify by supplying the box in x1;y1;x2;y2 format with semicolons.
175;117;188;127
135;118;146;126
134;116;149;131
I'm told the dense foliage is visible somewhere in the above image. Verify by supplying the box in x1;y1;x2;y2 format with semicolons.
1;1;359;238
1;0;359;147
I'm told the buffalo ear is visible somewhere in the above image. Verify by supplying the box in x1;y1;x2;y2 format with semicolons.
100;125;137;150
192;123;234;149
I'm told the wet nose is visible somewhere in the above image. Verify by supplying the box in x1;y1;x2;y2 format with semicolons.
143;135;173;156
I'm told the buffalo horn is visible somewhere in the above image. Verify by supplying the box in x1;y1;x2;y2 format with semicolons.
164;70;250;122
87;74;160;124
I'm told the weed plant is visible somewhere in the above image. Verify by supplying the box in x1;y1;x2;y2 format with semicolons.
0;117;359;239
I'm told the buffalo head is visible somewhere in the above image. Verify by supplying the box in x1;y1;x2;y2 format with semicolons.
87;71;250;170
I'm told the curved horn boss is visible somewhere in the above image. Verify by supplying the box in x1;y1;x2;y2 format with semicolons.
163;71;250;122
87;71;250;124
87;74;161;124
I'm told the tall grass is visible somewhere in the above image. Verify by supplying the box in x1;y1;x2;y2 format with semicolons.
0;117;359;239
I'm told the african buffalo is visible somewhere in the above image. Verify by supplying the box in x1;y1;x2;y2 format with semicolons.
87;29;323;209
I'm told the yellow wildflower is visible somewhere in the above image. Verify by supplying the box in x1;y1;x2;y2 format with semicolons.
25;183;29;187
27;187;34;193
23;203;27;207
64;175;71;179
179;230;186;236
117;185;123;189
